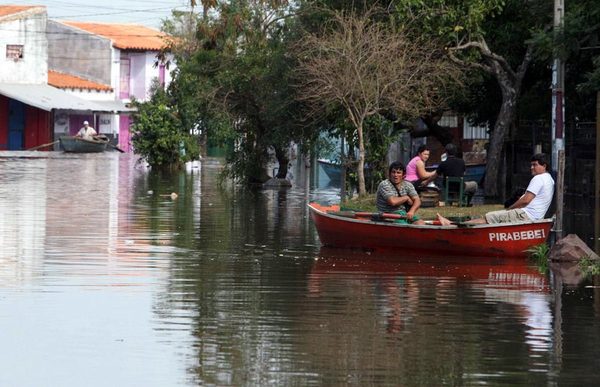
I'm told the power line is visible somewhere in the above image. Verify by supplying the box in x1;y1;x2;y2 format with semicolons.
4;0;189;28
51;6;181;18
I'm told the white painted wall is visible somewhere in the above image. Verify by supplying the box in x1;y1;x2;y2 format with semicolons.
111;47;121;97
0;9;48;84
143;52;176;99
130;53;146;100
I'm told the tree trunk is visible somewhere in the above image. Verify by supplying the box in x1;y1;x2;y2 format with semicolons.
247;122;271;184
357;122;366;197
274;145;290;179
484;74;519;198
449;38;533;198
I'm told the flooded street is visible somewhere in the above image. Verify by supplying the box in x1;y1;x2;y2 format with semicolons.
1;153;599;386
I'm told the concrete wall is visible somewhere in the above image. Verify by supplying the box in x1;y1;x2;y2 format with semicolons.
53;110;119;137
0;9;47;84
119;51;176;102
47;21;112;85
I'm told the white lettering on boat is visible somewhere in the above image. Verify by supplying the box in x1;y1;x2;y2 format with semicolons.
489;229;545;242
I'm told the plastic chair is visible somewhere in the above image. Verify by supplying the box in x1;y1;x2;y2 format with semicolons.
444;177;468;207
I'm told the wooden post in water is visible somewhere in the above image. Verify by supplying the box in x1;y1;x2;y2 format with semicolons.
554;150;565;240
340;137;347;202
595;91;600;254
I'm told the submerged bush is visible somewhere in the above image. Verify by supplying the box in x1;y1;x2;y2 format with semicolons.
130;85;199;169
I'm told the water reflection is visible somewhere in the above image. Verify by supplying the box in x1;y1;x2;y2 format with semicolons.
1;153;599;386
310;249;553;352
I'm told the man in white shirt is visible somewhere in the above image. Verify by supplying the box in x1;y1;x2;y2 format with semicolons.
438;153;554;225
76;120;97;140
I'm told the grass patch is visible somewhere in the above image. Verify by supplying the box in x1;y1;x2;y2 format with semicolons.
579;256;600;277
526;243;550;273
341;194;503;221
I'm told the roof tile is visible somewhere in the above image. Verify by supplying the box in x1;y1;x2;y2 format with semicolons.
62;21;169;51
48;70;112;92
0;5;44;18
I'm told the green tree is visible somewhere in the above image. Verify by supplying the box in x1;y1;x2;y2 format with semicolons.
396;0;552;198
130;83;200;169
294;8;463;197
167;0;316;185
534;0;600;121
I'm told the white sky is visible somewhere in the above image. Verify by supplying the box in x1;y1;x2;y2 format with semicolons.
9;0;191;29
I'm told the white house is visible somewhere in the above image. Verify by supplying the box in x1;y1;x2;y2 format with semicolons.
48;21;176;151
0;5;107;150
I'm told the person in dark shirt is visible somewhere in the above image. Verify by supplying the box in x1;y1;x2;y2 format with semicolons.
423;143;477;203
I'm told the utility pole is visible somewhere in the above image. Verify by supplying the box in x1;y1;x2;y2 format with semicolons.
594;91;600;254
551;0;565;171
551;0;565;241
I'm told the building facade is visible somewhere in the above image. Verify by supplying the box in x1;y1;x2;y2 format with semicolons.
0;6;52;150
0;5;174;152
48;21;175;152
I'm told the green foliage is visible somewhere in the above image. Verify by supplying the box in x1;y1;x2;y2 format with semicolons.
164;0;319;184
395;0;506;40
578;56;600;93
130;84;200;168
526;243;550;273
343;115;404;194
579;256;600;277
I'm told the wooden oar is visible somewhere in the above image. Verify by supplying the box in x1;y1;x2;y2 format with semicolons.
26;140;59;151
107;143;125;153
328;210;406;220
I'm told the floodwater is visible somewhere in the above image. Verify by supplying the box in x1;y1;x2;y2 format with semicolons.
0;153;599;386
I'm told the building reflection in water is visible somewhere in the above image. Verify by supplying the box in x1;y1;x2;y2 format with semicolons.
0;154;185;289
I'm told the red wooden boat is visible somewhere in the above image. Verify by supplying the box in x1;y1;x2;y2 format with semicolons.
308;203;553;258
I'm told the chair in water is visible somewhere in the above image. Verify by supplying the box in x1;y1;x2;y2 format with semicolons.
443;176;469;207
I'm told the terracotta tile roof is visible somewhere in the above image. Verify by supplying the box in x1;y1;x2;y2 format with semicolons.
61;21;169;51
48;70;112;92
0;5;44;18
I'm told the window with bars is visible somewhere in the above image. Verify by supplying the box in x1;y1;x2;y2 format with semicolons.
463;120;490;139
6;45;24;61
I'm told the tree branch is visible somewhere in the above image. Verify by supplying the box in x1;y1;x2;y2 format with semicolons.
449;39;517;82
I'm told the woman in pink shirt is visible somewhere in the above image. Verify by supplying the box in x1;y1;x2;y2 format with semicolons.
405;145;435;187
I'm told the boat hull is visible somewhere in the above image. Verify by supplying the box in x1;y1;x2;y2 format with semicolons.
308;203;553;258
59;136;108;153
317;159;342;181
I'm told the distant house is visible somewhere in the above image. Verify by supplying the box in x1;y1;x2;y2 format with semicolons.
0;5;123;151
47;21;175;152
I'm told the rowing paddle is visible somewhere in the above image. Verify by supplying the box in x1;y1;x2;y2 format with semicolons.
328;210;406;220
26;140;59;151
107;143;125;153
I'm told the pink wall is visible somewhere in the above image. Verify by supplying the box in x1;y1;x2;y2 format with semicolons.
119;115;132;152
